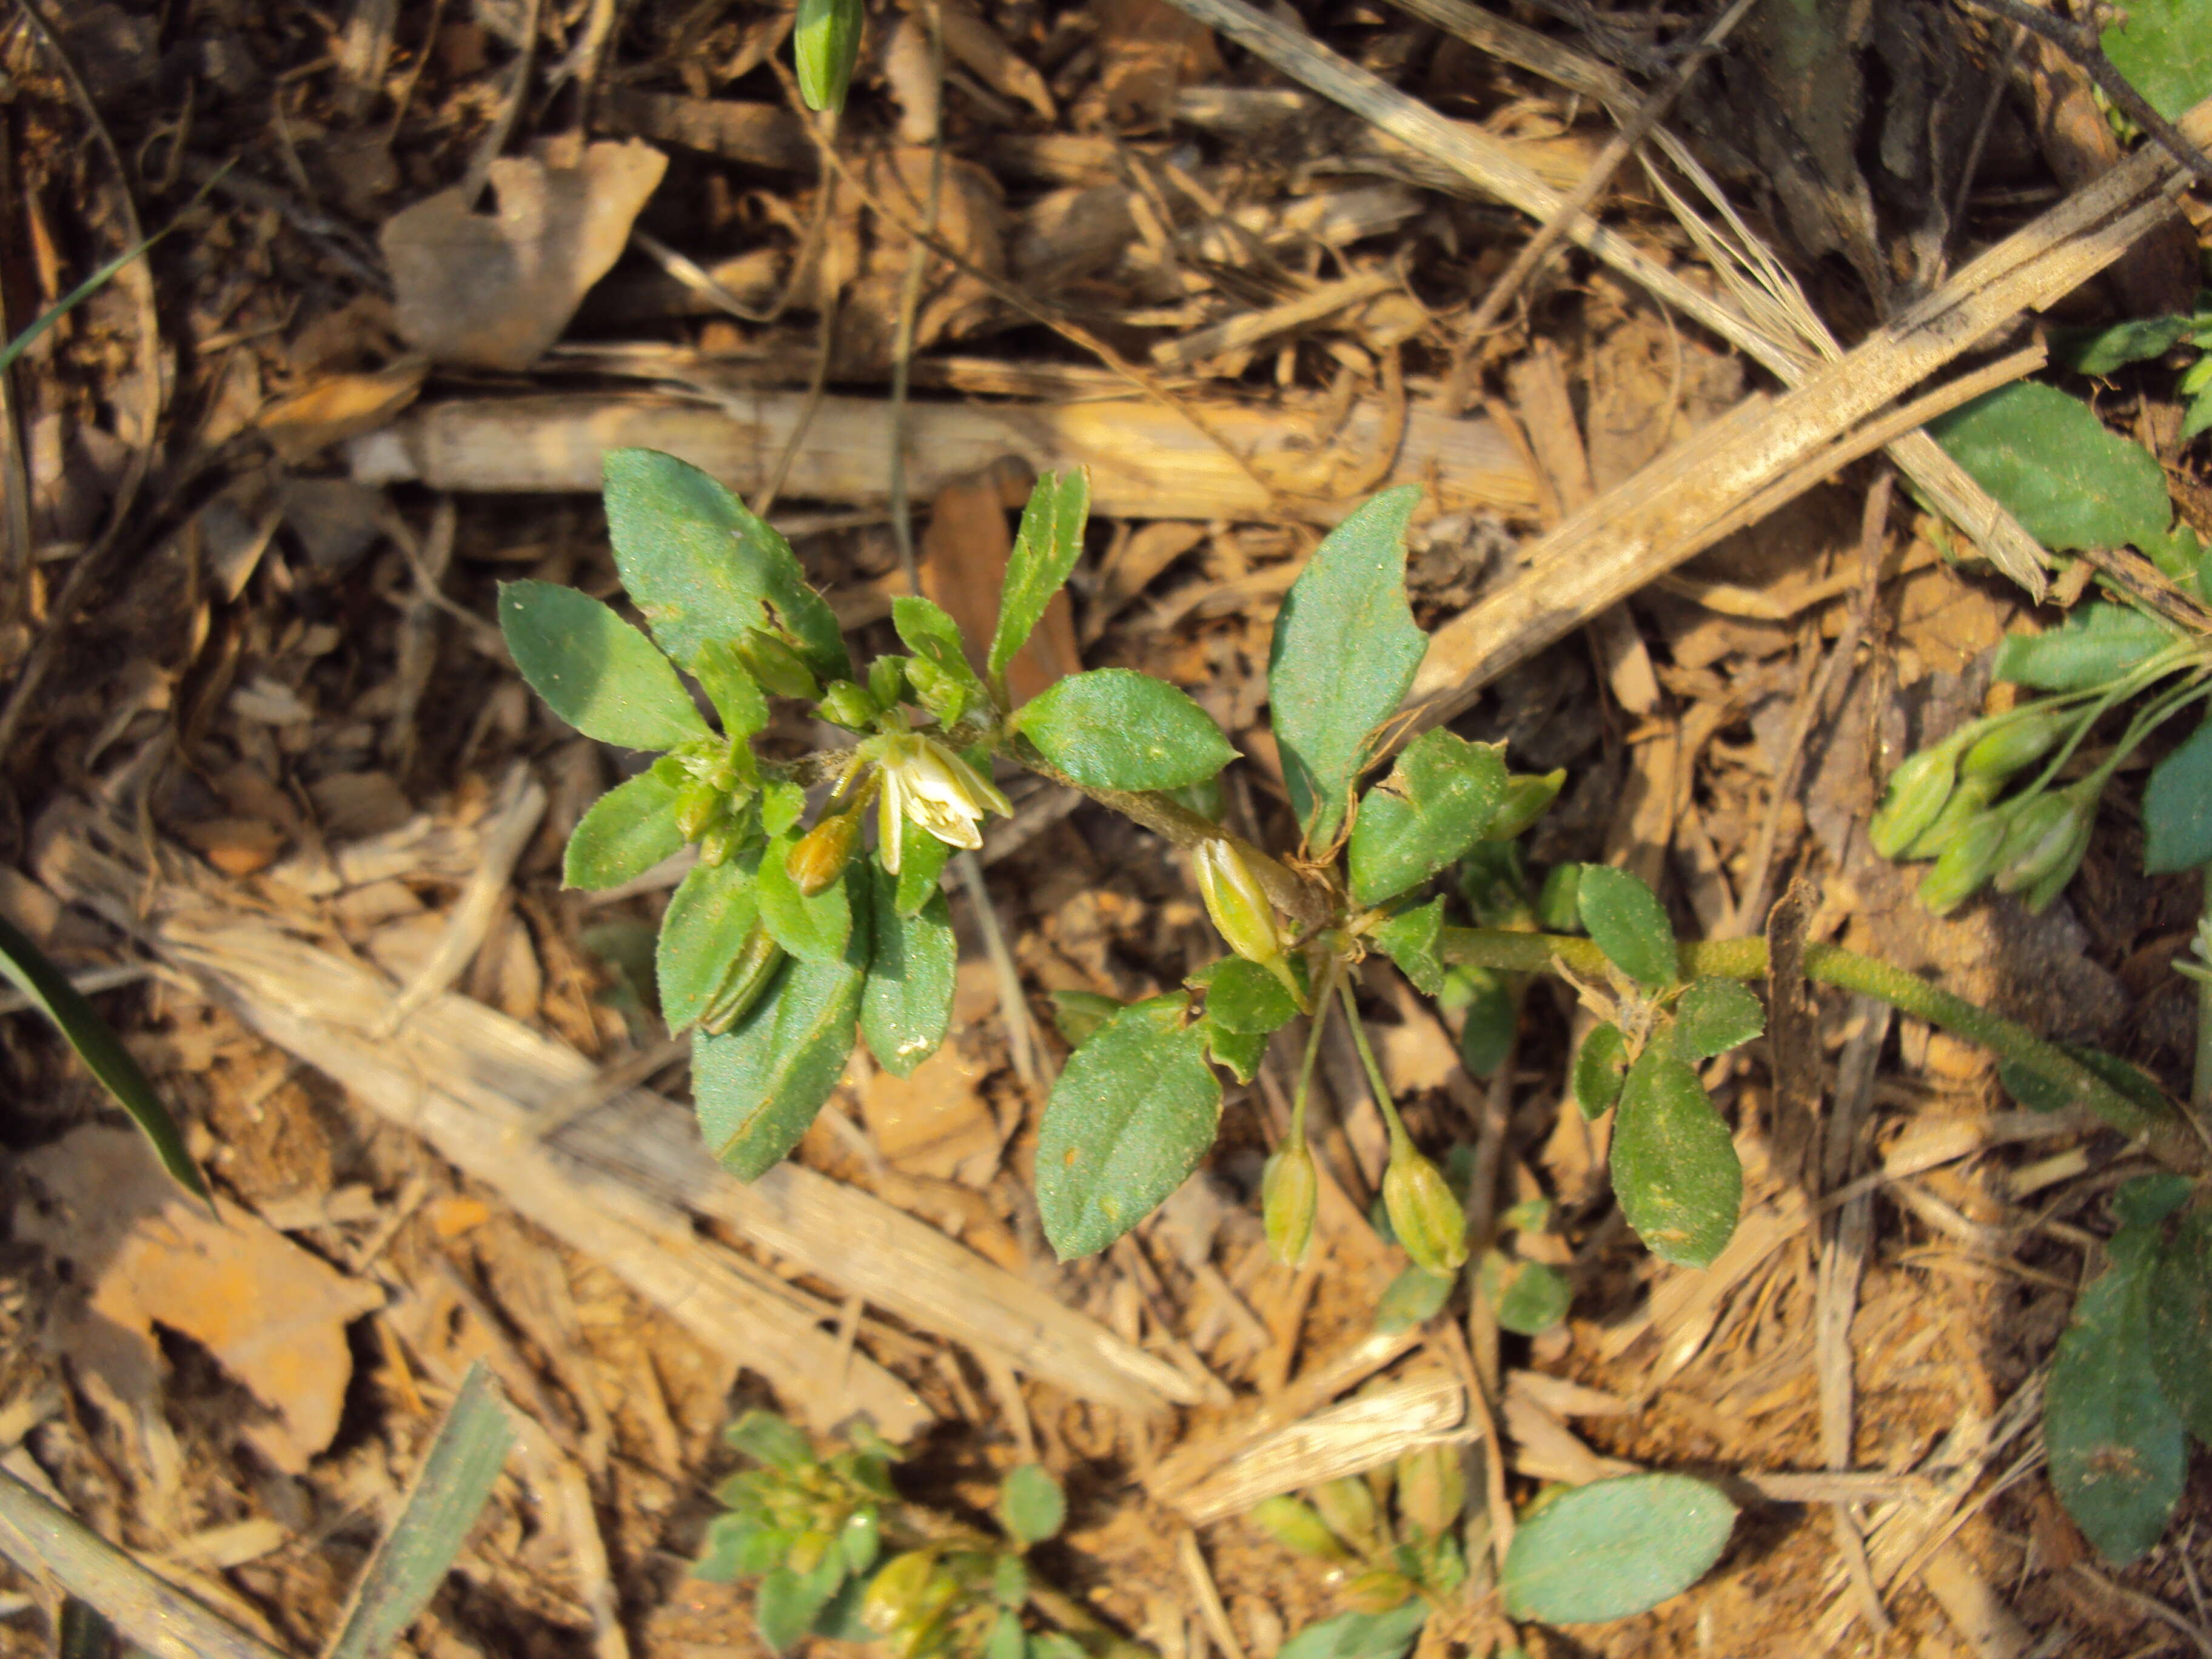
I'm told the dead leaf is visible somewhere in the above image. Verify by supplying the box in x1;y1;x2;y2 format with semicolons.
381;139;668;371
18;1126;383;1473
256;358;426;465
836;149;1006;375
178;817;288;877
309;771;416;840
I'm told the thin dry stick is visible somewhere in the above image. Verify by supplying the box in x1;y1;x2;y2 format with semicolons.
1444;0;1758;408
886;0;950;595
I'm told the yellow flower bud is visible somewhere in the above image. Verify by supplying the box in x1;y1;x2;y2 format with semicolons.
1310;1477;1380;1554
1247;1495;1348;1560
1192;838;1282;968
860;1550;939;1636
786;808;862;897
1868;746;1956;860
1383;1144;1468;1276
1262;1140;1317;1268
1394;1443;1466;1538
1344;1570;1416;1614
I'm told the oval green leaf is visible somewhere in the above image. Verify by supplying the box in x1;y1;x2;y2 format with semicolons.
1928;383;2173;554
2146;1208;2212;1444
990;469;1090;686
1270;486;1427;848
1577;865;1677;989
1572;1023;1628;1120
860;862;956;1078
695;879;870;1181
1610;1047;1741;1269
565;771;688;890
1992;602;2179;692
756;831;853;962
1674;978;1765;1059
1490;1256;1571;1336
498;580;711;751
2046;1249;2185;1565
893;827;954;917
602;448;851;681
1347;729;1509;906
0;913;209;1207
1373;1265;1453;1333
2145;712;2212;873
1276;1606;1428;1659
1451;966;1517;1079
657;857;762;1033
997;1464;1066;1547
2102;0;2212;119
1501;1473;1736;1624
1035;994;1222;1259
1202;1019;1267;1085
1015;668;1239;791
1372;897;1447;996
1193;956;1299;1035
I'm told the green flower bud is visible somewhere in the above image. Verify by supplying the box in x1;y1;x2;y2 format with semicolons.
675;777;722;842
1995;783;2096;899
701;923;785;1033
1193;838;1283;967
1960;708;2068;782
1383;1144;1468;1276
1247;1495;1348;1560
903;655;969;726
1483;768;1567;842
1395;1443;1467;1538
870;654;913;712
1310;1478;1381;1554
737;629;822;702
861;1550;940;1636
1901;772;1998;862
1262;1140;1317;1268
819;679;882;730
1916;807;2009;916
1344;1569;1417;1614
787;808;862;897
795;0;865;113
1868;746;1956;860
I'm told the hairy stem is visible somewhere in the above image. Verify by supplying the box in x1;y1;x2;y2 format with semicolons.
1435;924;2205;1170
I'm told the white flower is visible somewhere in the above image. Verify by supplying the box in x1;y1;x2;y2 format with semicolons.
873;734;1011;873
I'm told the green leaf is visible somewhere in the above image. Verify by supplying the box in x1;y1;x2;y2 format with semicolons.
726;1409;814;1467
1347;729;1509;906
602;449;851;681
1373;1265;1453;1333
657;859;761;1033
1014;669;1238;791
860;863;956;1078
1610;1047;1741;1269
2147;1207;2212;1442
893;595;991;716
991;1553;1029;1607
565;771;687;890
695;640;770;739
2102;0;2212;119
1993;602;2179;691
893;828;954;917
1928;383;2173;554
2184;390;2212;444
1275;1604;1430;1659
997;1464;1066;1547
987;1610;1028;1659
695;881;870;1180
1202;1020;1268;1085
1576;866;1677;989
1500;1474;1736;1624
757;1556;848;1652
2046;1247;2185;1565
1051;989;1123;1048
498;581;712;751
1673;979;1764;1059
0;913;210;1208
2113;1172;2193;1232
1192;956;1299;1034
1035;994;1221;1259
2145;712;2212;873
810;1570;877;1641
760;779;806;838
990;469;1090;686
1451;967;1516;1079
1491;1258;1571;1335
1572;1023;1629;1121
1372;897;1447;996
1270;487;1428;848
2052;315;2192;376
693;1512;762;1581
326;1361;515;1659
756;831;853;962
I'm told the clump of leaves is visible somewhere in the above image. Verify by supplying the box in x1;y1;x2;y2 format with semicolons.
695;1410;1125;1659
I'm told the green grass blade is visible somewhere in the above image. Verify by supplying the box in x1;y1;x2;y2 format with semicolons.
0;911;208;1208
324;1361;515;1659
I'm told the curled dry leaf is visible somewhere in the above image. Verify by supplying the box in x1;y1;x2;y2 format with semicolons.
381;139;669;371
18;1126;383;1473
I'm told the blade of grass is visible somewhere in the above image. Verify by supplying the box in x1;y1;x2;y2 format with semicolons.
0;911;209;1208
323;1360;515;1659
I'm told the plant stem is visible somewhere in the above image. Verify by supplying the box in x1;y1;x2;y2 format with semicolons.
1434;923;2205;1170
1289;958;1340;1150
2196;863;2212;1124
1339;977;1411;1151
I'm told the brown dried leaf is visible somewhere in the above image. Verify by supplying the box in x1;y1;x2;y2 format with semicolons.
381;140;668;370
920;465;1079;704
18;1126;382;1473
256;358;427;464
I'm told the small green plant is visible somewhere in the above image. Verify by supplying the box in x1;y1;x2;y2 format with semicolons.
695;1410;1128;1659
507;449;2189;1623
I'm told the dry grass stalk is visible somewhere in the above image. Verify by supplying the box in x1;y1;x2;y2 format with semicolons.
1403;94;2212;731
347;388;1537;522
